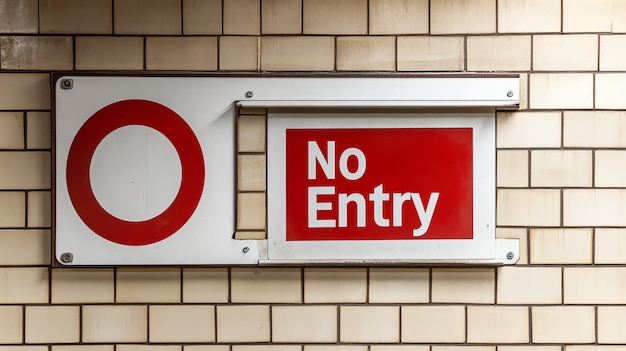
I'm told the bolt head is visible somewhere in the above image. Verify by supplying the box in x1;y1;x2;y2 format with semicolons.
60;252;73;263
506;252;514;260
61;79;73;90
245;91;253;98
506;90;514;98
242;247;250;253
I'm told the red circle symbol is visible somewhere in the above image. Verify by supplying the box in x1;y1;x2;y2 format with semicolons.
66;99;205;246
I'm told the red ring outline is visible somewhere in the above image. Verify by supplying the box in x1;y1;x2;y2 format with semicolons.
66;99;205;246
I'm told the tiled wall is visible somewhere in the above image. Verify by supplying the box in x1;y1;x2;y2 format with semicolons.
2;0;626;350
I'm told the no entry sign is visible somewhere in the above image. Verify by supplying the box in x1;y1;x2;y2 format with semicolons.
267;112;503;262
286;128;473;241
55;75;520;266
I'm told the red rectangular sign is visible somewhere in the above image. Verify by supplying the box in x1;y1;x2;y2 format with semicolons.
285;128;473;241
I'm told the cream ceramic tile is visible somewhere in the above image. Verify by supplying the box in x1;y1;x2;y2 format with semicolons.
183;0;222;34
272;305;337;343
370;347;429;351
237;192;266;230
76;37;143;70
27;191;50;228
0;0;38;33
0;230;50;265
496;228;528;264
51;268;114;303
340;306;399;343
530;228;592;264
303;0;367;34
497;150;528;187
531;306;595;343
0;112;23;149
0;192;25;227
563;0;615;32
529;73;594;109
216;305;270;342
533;35;598;71
184;347;229;351
26;112;50;149
233;230;266;239
0;348;48;351
0;267;48;303
369;0;428;34
117;347;181;351
304;268;367;303
565;267;626;304
496;112;561;148
401;305;465;342
498;347;561;351
25;306;79;343
467;35;531;71
182;268;228;303
0;306;22;344
0;36;72;70
337;36;395;71
433;347;494;351
0;73;50;110
596;74;626;109
519;73;528;109
220;36;259;71
232;347;300;351
397;36;464;71
52;347;114;351
598;306;626;343
564;111;626;147
149;305;215;342
431;0;495;34
231;267;301;303
116;268;180;303
432;268;494;303
114;0;181;34
238;114;266;152
146;36;217;71
564;189;626;226
305;347;367;351
262;0;302;34
600;35;626;70
467;306;528;343
39;0;112;34
82;305;147;343
595;151;626;187
260;36;334;71
368;268;429;303
530;150;592;187
497;189;561;226
595;229;626;264
238;154;266;191
497;267;561;304
498;0;560;33
0;151;50;189
223;0;260;35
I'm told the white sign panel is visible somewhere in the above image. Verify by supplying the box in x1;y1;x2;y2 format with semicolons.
266;112;518;264
55;75;519;266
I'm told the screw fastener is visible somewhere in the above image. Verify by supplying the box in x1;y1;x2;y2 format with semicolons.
506;252;515;260
60;252;73;263
245;91;253;98
61;79;73;90
506;90;514;98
